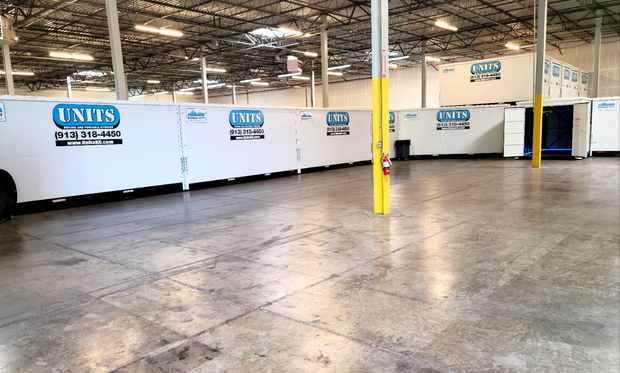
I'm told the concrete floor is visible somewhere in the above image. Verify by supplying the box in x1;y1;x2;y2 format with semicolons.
0;158;618;373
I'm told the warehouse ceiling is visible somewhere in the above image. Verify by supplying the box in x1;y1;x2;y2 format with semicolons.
1;0;619;96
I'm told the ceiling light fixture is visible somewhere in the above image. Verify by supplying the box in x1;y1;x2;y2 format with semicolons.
278;72;302;78
303;51;318;58
277;27;303;36
205;67;227;73
147;79;160;84
388;63;398;69
292;76;310;80
435;21;458;31
327;64;351;71
174;91;194;95
240;78;261;83
179;87;197;91
388;56;409;62
505;43;520;50
328;71;343;76
251;81;270;86
50;52;94;61
154;91;169;95
135;25;183;37
0;71;35;76
85;87;111;92
208;83;226;89
425;56;441;62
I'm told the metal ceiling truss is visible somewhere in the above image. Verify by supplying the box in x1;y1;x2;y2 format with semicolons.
0;0;617;95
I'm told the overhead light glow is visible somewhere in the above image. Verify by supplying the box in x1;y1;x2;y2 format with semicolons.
154;91;169;95
205;67;227;73
179;87;197;91
435;21;458;32
425;56;441;62
303;33;313;38
208;83;226;89
147;79;160;84
389;56;409;62
50;52;94;61
174;91;194;95
192;57;200;61
240;78;261;84
278;72;302;78
277;27;303;36
303;51;318;58
328;71;343;76
505;43;520;50
251;81;270;86
388;63;398;69
0;71;35;76
86;87;111;92
135;25;183;37
226;85;233;88
292;76;310;80
327;64;351;71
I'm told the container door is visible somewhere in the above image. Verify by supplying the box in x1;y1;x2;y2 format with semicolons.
550;62;562;98
571;103;591;158
504;107;525;157
570;69;579;97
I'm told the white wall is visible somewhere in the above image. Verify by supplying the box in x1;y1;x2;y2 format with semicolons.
546;38;620;97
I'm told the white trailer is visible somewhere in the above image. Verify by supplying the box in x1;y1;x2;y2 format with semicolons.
590;97;620;153
397;105;505;156
504;98;592;159
549;59;563;99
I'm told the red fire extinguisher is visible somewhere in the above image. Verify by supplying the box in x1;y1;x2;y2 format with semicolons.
381;153;392;176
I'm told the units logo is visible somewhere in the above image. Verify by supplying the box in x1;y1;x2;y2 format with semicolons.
0;102;5;122
470;60;501;82
326;112;350;136
52;104;122;147
229;110;265;140
436;109;471;131
597;101;617;111
53;104;120;129
403;112;418;121
544;61;549;74
552;65;560;77
571;72;578;83
186;108;207;123
563;69;570;80
389;111;396;132
581;74;588;85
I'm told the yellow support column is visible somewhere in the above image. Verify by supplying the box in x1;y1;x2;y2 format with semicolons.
371;0;390;214
532;95;543;168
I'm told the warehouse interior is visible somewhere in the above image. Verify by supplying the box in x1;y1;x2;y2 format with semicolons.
1;0;619;372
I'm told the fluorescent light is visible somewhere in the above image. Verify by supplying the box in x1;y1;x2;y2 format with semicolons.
205;67;227;73
174;91;193;95
208;83;226;89
505;43;520;50
435;21;458;31
240;78;261;83
193;79;218;84
86;87;111;92
328;64;351;71
192;57;200;61
278;72;302;78
389;56;409;62
277;27;303;36
426;56;441;62
328;71;343;76
179;87;197;91
388;63;398;69
147;80;160;84
226;85;233;88
303;33;313;38
0;71;35;76
292;76;310;80
154;91;169;95
251;81;269;86
135;25;183;37
303;51;318;58
50;52;94;61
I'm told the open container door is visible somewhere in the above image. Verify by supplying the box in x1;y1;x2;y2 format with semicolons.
571;102;591;158
503;107;525;157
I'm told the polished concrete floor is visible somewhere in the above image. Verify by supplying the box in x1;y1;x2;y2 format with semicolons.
0;158;618;373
